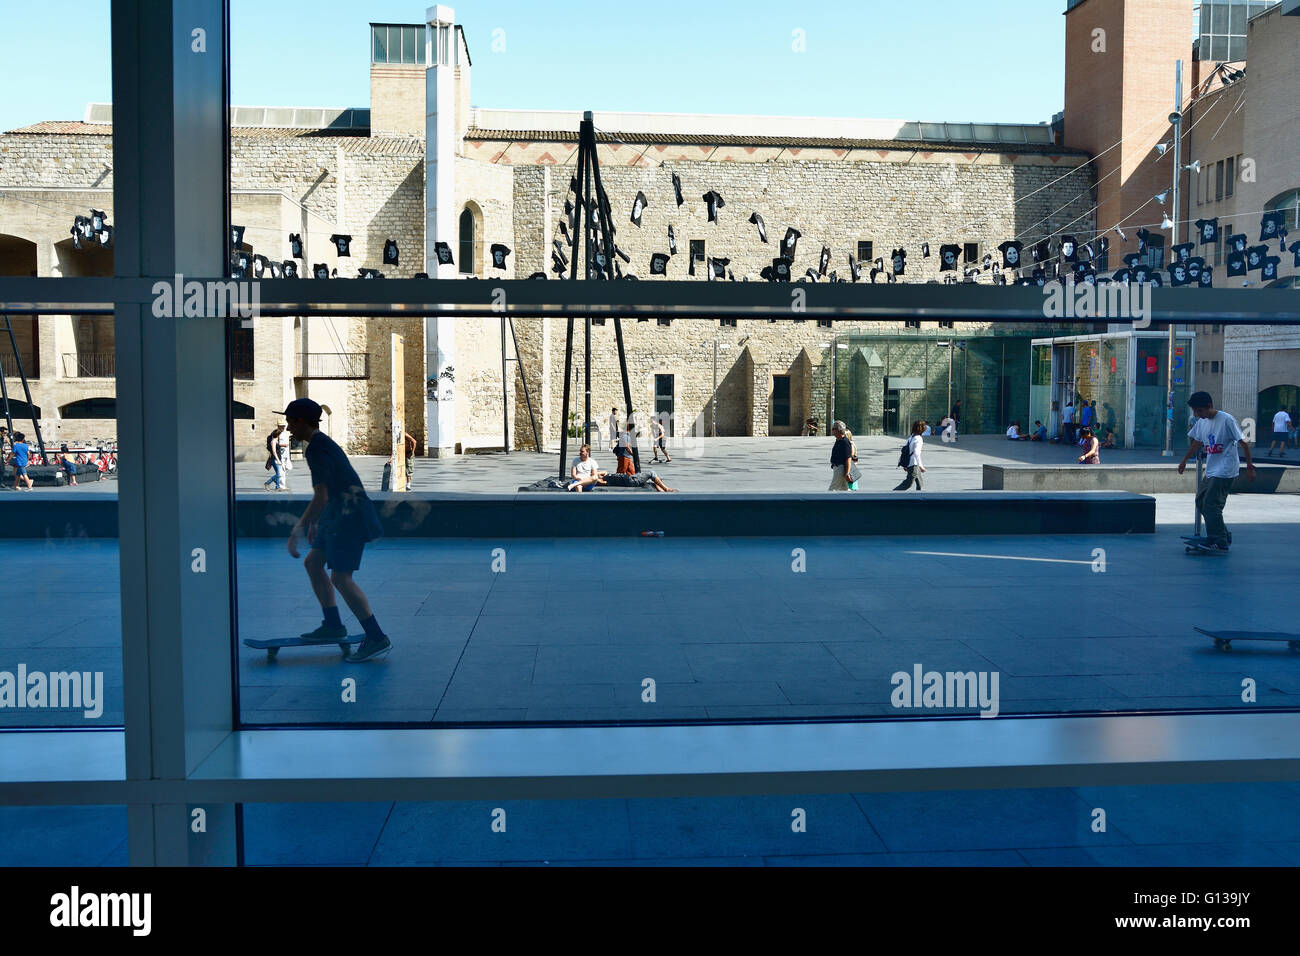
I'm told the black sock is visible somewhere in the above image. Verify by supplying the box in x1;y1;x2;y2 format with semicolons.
323;605;342;627
359;614;384;639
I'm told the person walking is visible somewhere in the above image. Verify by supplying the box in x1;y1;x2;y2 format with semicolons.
608;408;619;452
893;420;926;491
1077;427;1100;464
403;430;417;491
278;424;293;475
1062;400;1076;445
949;401;961;442
10;432;33;491
845;428;861;490
264;425;285;491
282;398;390;661
1268;407;1291;457
0;426;10;486
828;421;853;491
1177;391;1255;552
650;416;671;463
616;420;636;475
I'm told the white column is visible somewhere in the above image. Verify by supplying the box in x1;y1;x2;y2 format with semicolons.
425;6;457;456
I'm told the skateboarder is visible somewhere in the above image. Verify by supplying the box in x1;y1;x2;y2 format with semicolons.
1177;391;1255;552
282;398;391;661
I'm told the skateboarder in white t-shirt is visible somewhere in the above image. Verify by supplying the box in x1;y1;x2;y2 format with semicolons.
1177;391;1255;551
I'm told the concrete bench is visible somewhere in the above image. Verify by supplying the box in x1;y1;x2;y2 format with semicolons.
983;463;1300;494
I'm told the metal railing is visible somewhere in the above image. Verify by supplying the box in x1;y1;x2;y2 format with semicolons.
294;352;371;379
60;352;114;378
1;353;40;379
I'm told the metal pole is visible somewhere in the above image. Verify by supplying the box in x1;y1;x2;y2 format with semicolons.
3;315;46;463
947;341;953;425
507;317;542;453
500;316;509;453
830;331;837;426
1195;450;1205;536
559;317;574;479
712;340;718;438
1164;60;1182;458
583;138;594;450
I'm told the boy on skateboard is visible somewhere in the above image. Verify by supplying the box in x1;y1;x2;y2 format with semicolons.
1177;391;1255;552
282;398;391;661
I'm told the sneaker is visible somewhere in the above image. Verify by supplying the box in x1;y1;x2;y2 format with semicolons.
345;634;391;662
300;621;348;642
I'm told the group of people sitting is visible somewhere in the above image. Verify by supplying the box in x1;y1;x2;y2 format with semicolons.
568;444;676;492
1005;419;1111;463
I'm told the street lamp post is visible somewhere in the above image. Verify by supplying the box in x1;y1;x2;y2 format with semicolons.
1164;62;1183;457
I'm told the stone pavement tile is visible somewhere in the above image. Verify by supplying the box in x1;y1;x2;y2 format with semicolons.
824;640;1000;680
532;644;693;684
1268;843;1300;865
254;680;451;711
704;704;895;719
503;857;766;866
241;709;437;724
1075;782;1300;844
429;708;529;723
776;678;894;706
958;636;1165;677
625;794;883;859
97;838;129;866
523;705;710;721
985;675;1125;701
852;787;1127;853
242;802;392;865
766;850;1027;866
467;618;614;646
989;609;1159;639
437;682;616;710
0;806;128;866
611;681;788;707
29;622;124;648
684;643;855;683
1098;672;1290;698
1019;844;1294;866
369;800;634;864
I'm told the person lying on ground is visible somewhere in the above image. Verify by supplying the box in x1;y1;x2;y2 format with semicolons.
597;471;677;492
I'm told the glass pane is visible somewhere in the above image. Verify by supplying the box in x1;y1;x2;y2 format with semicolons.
1210;2;1228;33
1227;35;1245;62
418;25;427;65
441;25;450;67
401;26;416;65
372;25;387;63
1229;3;1246;33
1211;34;1229;60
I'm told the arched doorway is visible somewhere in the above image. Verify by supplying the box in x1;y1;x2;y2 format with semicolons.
458;203;483;276
0;234;39;380
1258;385;1299;439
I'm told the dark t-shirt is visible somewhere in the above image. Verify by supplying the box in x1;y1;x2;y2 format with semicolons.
830;436;852;468
305;431;382;541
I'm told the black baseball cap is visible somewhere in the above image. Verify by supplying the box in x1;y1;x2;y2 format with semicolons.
280;398;323;422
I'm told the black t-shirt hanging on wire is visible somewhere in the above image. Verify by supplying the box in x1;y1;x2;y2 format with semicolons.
891;248;906;275
631;191;648;228
330;234;352;257
1260;211;1285;242
749;212;767;243
998;240;1023;270
1227;233;1247;254
938;244;960;272
1171;242;1194;263
383;239;399;266
1194;218;1218;245
1185;257;1205;282
667;225;677;256
782;227;800;260
1199;266;1213;287
819;246;831;276
671;172;684;207
1225;251;1247;277
491;243;511;269
289;233;304;259
1060;235;1079;262
1246;244;1268;271
1290;241;1300;268
434;242;454;266
1261;256;1281;282
702;191;725;222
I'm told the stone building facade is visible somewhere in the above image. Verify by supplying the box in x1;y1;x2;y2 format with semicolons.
2;14;1111;458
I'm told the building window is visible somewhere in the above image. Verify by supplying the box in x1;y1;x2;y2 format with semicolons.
1266;188;1300;233
1225;156;1235;198
963;242;979;264
371;24;426;65
719;318;737;327
857;241;873;262
1211;360;1220;373
690;240;705;268
657;318;672;326
772;375;791;428
817;319;833;328
938;321;954;329
1215;160;1225;202
905;320;921;329
458;207;476;275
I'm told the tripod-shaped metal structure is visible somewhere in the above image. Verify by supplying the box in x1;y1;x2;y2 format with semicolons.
557;111;641;479
0;314;47;469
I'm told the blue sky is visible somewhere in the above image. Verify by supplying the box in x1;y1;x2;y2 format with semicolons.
2;1;1069;131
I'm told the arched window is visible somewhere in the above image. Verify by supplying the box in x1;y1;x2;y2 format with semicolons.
61;398;116;419
458;207;476;275
1266;189;1300;233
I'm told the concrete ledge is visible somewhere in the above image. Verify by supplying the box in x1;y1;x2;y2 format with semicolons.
984;463;1300;494
0;491;1155;538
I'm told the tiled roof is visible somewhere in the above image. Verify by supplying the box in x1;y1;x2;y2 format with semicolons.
3;121;370;139
464;127;1091;157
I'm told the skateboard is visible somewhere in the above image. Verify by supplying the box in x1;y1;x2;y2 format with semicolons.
1181;535;1229;555
1194;627;1300;653
243;635;364;661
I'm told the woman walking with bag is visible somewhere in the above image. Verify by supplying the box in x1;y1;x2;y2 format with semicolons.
893;420;927;491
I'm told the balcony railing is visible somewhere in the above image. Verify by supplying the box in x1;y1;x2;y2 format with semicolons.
294;352;371;380
1;353;40;379
61;352;113;378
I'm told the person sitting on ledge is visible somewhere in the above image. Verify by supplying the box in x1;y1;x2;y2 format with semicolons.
598;470;678;492
568;444;605;492
1030;420;1048;442
1101;429;1116;449
1006;422;1023;440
